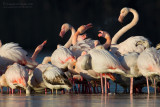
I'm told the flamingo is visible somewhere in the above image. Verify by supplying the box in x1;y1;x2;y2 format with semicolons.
3;63;29;94
110;7;151;57
136;40;160;94
119;52;142;94
0;41;38;75
42;64;72;94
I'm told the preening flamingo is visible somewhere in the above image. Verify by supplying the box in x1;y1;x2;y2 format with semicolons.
0;42;38;75
2;63;29;94
110;7;151;57
42;64;72;94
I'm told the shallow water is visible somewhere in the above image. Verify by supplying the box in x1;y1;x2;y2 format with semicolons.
0;52;159;107
0;93;160;107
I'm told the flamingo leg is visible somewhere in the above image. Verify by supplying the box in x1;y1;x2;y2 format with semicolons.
154;78;156;95
52;89;54;94
100;73;104;94
9;88;11;94
105;74;107;94
146;77;150;94
107;80;110;93
130;77;133;94
20;88;21;94
12;89;14;94
45;88;47;94
78;84;80;93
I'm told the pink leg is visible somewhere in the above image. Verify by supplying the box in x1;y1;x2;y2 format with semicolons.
105;74;107;94
130;77;133;94
154;78;156;94
20;88;21;94
78;84;80;93
45;88;47;94
12;89;14;94
107;80;110;93
9;88;11;94
146;77;150;94
100;73;104;94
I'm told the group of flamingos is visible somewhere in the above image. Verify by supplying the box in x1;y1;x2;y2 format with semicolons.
0;7;160;95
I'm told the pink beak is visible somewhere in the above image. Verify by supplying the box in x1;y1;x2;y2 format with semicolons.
85;23;93;29
59;30;66;38
42;40;47;46
118;14;124;23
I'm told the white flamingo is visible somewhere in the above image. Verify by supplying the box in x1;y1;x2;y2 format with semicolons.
136;40;160;94
42;64;72;94
1;63;29;94
0;41;38;75
110;7;151;57
119;52;142;94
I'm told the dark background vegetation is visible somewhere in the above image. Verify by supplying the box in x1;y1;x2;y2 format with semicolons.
0;0;160;51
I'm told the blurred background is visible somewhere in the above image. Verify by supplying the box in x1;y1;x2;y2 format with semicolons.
0;0;160;52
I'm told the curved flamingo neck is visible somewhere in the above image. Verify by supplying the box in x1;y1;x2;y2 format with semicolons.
103;35;111;49
111;8;139;45
72;31;80;45
64;26;76;48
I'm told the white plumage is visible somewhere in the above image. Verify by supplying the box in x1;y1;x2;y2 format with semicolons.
111;36;151;57
89;49;126;75
51;46;75;70
42;64;72;90
0;42;37;74
137;47;160;77
5;63;29;91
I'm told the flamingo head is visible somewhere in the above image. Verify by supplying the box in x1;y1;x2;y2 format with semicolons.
59;23;70;38
98;30;110;38
118;7;130;23
77;23;93;34
35;40;47;53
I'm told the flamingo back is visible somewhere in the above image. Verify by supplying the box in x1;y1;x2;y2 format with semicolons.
89;49;124;74
51;46;74;69
111;36;151;57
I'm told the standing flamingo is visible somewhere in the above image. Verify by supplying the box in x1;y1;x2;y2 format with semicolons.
137;40;160;94
110;7;151;57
